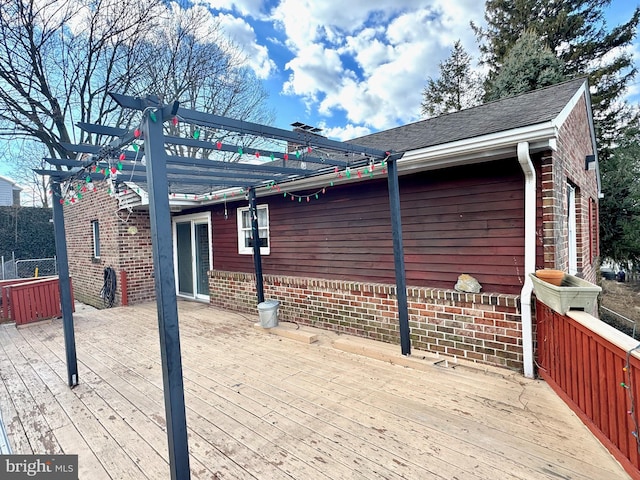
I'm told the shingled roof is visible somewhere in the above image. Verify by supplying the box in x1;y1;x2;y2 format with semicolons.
349;77;588;153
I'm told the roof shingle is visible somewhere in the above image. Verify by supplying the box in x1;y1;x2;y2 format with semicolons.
349;77;587;153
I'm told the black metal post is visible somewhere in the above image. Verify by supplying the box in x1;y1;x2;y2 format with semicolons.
386;158;411;356
51;181;79;387
143;106;191;479
248;187;265;304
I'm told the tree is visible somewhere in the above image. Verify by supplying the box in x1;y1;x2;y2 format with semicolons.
0;0;161;160
473;0;640;266
6;142;50;207
485;30;565;101
421;40;482;117
0;0;272;203
139;6;273;159
599;125;640;268
473;0;639;151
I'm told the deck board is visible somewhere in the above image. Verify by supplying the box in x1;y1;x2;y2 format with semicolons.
0;301;631;479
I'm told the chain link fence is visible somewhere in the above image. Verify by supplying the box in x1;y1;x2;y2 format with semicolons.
1;255;57;279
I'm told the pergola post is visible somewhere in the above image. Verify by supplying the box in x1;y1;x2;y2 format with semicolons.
51;181;79;387
143;106;191;480
248;187;265;304
386;157;411;356
39;93;406;480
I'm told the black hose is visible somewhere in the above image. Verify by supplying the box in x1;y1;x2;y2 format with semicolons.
100;266;117;308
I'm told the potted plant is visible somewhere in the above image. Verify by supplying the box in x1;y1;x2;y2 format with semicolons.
530;270;601;315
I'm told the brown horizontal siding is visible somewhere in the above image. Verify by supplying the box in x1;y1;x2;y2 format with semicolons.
212;159;526;294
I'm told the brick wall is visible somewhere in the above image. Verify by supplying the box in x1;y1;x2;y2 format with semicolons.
117;209;155;304
63;183;155;308
541;94;599;284
210;270;524;370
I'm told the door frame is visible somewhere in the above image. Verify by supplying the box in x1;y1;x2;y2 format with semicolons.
172;212;212;301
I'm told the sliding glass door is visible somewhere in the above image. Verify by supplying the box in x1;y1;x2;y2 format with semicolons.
173;213;212;300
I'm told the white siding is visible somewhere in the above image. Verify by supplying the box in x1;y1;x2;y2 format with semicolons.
0;179;13;206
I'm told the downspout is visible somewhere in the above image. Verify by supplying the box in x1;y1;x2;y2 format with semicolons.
517;142;535;379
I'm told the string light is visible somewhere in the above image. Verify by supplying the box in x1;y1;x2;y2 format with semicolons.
55;112;392;209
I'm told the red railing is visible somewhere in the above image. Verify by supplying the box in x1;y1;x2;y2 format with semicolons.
0;278;37;321
0;276;74;325
537;300;640;479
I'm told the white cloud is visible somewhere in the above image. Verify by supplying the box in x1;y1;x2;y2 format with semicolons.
320;123;372;141
271;0;485;131
283;46;347;100
198;0;266;18
216;13;276;79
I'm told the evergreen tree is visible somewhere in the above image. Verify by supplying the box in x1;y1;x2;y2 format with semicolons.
421;40;482;117
485;31;565;101
473;0;640;266
473;0;639;150
599;125;640;268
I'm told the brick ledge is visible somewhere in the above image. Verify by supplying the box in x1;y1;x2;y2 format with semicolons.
210;270;520;309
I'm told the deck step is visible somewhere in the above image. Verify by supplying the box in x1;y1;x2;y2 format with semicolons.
253;322;318;344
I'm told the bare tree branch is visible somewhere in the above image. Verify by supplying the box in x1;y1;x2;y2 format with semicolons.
0;0;273;202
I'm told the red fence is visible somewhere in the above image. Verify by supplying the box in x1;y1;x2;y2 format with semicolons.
537;301;640;479
0;277;73;325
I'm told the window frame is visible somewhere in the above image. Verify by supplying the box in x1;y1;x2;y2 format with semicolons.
92;220;101;259
237;205;270;255
567;183;577;275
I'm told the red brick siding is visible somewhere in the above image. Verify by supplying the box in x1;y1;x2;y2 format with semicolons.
210;270;523;371
63;183;155;308
542;94;599;283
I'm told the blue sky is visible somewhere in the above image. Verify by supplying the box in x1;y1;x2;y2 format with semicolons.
204;0;639;139
0;0;637;181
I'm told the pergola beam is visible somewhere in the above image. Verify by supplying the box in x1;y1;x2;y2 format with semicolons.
76;122;128;137
109;92;389;159
118;164;285;182
125;174;257;188
34;169;107;183
165;155;312;176
164;135;351;168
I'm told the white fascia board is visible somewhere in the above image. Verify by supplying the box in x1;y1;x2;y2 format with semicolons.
390;122;557;176
401;122;556;164
552;80;587;130
550;80;601;195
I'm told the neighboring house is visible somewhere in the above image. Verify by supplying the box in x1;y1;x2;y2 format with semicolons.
62;78;600;373
0;176;21;206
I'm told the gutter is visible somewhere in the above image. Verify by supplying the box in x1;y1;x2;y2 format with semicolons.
517;142;536;379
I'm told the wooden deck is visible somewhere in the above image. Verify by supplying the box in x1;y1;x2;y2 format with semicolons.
0;301;629;479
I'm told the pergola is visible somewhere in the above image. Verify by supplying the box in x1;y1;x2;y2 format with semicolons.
37;94;408;480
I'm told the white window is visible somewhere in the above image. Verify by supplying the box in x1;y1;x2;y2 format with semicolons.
567;183;577;275
92;220;101;259
237;205;270;255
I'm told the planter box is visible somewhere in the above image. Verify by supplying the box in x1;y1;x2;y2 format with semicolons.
530;273;601;315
